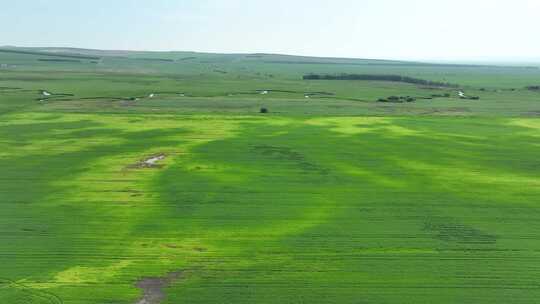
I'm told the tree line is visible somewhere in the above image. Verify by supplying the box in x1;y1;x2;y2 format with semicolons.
303;73;458;88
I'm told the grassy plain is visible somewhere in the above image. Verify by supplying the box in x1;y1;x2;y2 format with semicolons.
1;47;539;303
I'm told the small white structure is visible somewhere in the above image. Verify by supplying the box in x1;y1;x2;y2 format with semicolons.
149;93;155;98
458;91;466;98
42;91;51;96
261;90;269;95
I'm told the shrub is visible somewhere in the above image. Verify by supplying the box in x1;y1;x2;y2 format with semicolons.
260;107;269;113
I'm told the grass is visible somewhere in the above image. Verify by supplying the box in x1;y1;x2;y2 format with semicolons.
1;47;539;303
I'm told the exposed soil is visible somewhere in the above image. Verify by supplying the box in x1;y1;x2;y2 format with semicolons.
144;155;166;166
134;271;183;304
128;154;167;169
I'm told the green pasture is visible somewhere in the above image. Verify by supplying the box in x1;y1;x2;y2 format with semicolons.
1;47;539;303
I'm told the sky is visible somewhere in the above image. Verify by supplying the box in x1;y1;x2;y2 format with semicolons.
1;0;540;61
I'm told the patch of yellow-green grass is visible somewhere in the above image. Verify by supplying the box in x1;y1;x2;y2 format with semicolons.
508;118;540;136
306;117;420;136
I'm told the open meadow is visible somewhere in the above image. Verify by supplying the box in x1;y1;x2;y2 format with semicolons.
1;47;540;304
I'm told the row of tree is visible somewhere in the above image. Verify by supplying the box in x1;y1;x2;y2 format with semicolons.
303;73;458;88
378;96;416;103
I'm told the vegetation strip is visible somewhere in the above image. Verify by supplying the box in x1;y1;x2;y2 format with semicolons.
303;73;459;87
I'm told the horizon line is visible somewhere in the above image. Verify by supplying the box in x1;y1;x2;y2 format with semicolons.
2;44;540;65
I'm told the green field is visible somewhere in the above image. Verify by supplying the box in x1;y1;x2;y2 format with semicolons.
1;47;540;304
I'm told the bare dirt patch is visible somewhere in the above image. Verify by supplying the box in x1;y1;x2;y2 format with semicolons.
134;271;183;304
127;154;167;169
144;155;166;166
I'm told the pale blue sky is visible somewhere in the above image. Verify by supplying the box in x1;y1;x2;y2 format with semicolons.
2;0;539;61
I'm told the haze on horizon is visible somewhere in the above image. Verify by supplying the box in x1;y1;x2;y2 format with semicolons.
2;0;540;62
